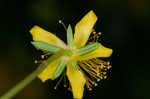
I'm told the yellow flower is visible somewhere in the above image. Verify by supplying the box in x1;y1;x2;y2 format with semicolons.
30;10;113;99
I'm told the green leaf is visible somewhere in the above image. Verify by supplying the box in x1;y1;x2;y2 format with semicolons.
77;43;100;56
31;41;60;53
67;24;73;46
72;60;78;70
54;60;68;79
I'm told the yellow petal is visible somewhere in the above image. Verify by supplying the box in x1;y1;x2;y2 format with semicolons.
73;10;98;48
77;44;113;61
38;59;60;82
66;62;86;99
30;25;66;48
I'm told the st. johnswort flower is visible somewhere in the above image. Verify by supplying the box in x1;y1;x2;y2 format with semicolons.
30;10;113;99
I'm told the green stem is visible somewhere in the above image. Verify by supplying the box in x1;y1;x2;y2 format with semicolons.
0;53;61;99
0;67;40;99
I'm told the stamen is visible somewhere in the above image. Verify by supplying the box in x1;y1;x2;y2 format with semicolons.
98;32;102;36
52;56;111;91
79;63;99;79
88;31;102;43
41;55;45;59
63;72;67;88
104;76;107;79
54;74;64;90
68;87;72;92
78;67;93;89
94;83;98;86
58;20;67;31
67;82;72;92
97;79;101;82
88;88;92;91
78;57;112;90
34;60;38;64
82;61;96;70
93;31;96;35
103;72;107;75
34;60;42;64
107;65;112;70
85;78;92;90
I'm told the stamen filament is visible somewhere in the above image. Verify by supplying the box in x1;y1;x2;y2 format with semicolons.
54;74;64;90
78;57;112;90
59;20;67;32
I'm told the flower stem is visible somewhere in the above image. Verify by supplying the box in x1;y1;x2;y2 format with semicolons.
0;67;40;99
0;54;61;99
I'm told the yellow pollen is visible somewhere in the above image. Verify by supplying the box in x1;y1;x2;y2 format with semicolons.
93;31;96;34
34;60;38;64
68;87;72;91
100;76;103;79
89;88;92;91
103;72;107;75
97;79;100;82
107;65;112;69
64;84;67;87
104;76;107;79
41;55;45;59
98;32;102;35
94;83;98;86
88;30;102;42
107;61;110;65
58;20;62;24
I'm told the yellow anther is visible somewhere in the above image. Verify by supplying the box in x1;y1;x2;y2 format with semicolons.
100;76;103;79
41;55;45;59
96;73;100;77
97;79;100;82
93;31;96;34
94;83;98;86
58;20;67;31
58;20;62;24
104;76;107;79
64;84;67;87
107;61;110;65
34;60;38;64
96;35;99;38
103;72;107;75
107;65;112;69
68;88;72;91
54;86;57;90
98;32;102;35
89;88;92;91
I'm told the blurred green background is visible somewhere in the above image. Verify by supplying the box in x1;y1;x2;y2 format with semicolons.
0;0;150;99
